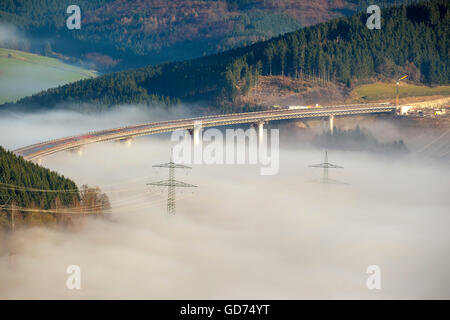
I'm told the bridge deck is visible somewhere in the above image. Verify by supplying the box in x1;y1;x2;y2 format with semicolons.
13;103;395;160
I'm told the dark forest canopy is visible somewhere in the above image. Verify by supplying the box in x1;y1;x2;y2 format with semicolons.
0;0;390;71
2;0;448;113
0;146;79;209
0;146;112;229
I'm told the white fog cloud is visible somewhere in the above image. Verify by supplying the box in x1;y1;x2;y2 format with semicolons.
0;23;21;43
0;109;449;299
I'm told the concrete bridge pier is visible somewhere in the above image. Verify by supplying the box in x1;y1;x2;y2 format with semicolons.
193;124;202;145
258;121;264;144
323;115;335;134
251;120;265;147
183;128;202;147
185;127;201;145
14;104;397;161
329;115;335;134
258;121;265;147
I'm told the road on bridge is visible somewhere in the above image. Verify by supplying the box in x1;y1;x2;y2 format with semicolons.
14;103;396;161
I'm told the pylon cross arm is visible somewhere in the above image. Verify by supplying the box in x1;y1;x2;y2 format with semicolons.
309;164;343;168
152;162;192;169
147;180;197;188
148;154;197;215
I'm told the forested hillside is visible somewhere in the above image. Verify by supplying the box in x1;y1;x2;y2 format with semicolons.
0;0;400;71
2;0;448;112
0;146;78;209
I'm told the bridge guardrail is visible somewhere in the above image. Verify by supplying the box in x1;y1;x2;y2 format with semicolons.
14;104;396;160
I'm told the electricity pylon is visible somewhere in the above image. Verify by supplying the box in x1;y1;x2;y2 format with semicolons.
309;151;346;184
147;151;197;215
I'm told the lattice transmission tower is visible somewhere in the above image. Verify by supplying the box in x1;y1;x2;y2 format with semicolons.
147;151;197;215
309;151;346;184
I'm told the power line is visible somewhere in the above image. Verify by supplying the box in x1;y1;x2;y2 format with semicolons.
147;150;197;215
0;181;155;194
413;129;449;156
0;174;11;210
0;188;169;218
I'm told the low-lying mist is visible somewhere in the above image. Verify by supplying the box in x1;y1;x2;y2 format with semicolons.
0;106;197;150
0;108;449;299
0;23;28;50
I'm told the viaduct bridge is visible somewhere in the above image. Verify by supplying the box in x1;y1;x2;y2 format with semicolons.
13;103;396;161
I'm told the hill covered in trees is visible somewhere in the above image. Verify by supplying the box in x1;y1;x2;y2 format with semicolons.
0;146;79;209
0;146;111;229
2;0;448;112
0;0;375;71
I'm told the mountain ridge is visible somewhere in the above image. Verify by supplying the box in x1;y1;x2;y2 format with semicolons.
1;0;447;113
0;0;377;71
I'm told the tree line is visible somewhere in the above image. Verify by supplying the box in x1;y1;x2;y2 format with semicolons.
0;146;79;209
2;0;448;112
0;146;111;230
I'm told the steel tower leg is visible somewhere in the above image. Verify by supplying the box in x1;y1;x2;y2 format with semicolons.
167;165;175;215
323;151;329;183
147;152;196;216
323;166;329;184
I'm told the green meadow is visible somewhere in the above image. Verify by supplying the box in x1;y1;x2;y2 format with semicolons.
0;48;97;104
352;82;450;102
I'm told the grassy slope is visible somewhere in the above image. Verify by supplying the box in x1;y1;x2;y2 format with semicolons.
351;82;450;102
0;48;97;103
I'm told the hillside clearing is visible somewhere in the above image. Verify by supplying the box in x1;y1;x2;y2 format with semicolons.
351;82;450;102
0;48;97;104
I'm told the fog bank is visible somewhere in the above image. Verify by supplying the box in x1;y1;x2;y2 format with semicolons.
0;109;449;299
